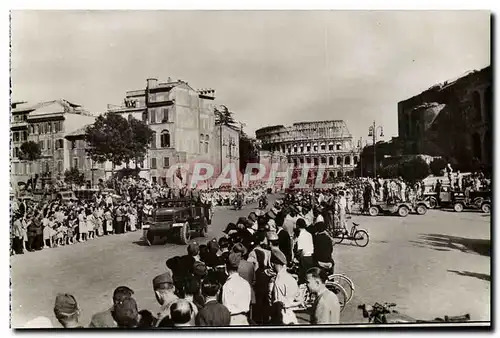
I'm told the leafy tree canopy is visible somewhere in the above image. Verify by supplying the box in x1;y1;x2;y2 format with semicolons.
64;167;85;186
84;112;153;168
19;141;41;162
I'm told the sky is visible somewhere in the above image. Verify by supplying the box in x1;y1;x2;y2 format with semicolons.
10;10;490;141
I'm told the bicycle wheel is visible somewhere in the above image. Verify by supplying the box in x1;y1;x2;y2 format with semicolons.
329;274;355;304
354;229;369;247
326;281;348;312
333;230;345;245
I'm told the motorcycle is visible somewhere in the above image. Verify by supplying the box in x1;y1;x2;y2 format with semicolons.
233;199;242;210
358;302;470;324
259;198;268;210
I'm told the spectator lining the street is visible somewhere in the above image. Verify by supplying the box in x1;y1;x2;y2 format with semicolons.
53;293;83;328
153;271;179;327
195;274;231;326
306;267;340;325
89;285;134;328
222;253;251;325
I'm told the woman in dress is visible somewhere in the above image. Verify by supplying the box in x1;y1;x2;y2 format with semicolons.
128;205;137;232
86;209;96;240
104;207;113;235
78;208;87;242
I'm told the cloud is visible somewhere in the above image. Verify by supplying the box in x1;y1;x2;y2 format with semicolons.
11;10;490;140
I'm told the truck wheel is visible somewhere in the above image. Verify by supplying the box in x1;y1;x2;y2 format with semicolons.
179;222;191;244
453;203;464;213
428;197;437;209
200;217;208;237
146;231;155;246
416;205;427;215
481;203;491;213
398;206;409;217
368;206;379;217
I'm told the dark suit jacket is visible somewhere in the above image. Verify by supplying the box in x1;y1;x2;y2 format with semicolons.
195;300;231;326
313;232;333;263
277;229;292;265
89;307;116;328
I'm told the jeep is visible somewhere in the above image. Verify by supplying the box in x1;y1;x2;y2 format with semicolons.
143;198;212;245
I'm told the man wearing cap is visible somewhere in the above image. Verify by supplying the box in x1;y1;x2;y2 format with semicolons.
247;231;271;272
222;253;252;325
53;293;83;328
269;248;300;324
153;271;179;327
295;218;315;284
89;286;134;328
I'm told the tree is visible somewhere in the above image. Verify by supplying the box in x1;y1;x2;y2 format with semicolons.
125;117;154;168
84;112;133;173
239;132;260;173
19;140;41;162
214;105;238;127
429;157;447;176
19;141;42;186
64;167;85;186
380;163;400;179
399;157;430;183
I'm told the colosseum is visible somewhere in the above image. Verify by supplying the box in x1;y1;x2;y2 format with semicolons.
255;120;360;178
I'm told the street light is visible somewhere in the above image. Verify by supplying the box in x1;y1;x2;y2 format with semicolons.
368;121;384;178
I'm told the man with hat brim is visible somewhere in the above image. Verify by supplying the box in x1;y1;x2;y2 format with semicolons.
269;248;300;324
153;271;179;327
53;293;83;328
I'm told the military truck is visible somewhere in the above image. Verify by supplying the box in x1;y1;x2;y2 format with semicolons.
142;198;212;245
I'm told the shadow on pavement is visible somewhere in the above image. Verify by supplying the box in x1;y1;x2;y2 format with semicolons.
448;270;491;282
410;234;491;257
132;240;150;247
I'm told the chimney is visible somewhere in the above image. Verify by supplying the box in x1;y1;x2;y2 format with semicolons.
146;78;158;89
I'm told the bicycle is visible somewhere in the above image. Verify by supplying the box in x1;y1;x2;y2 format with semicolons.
358;302;471;324
280;264;354;312
329;222;369;247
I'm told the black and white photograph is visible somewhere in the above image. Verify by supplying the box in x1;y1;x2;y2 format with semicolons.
9;9;491;329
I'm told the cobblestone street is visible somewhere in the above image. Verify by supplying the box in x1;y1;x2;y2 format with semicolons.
10;196;490;327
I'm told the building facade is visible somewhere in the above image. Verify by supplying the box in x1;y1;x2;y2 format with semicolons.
255;120;360;178
212;124;240;171
10;100;96;187
108;77;239;185
398;66;492;170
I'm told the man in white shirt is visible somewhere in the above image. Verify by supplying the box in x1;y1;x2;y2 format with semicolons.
338;192;347;231
295;218;314;284
222;253;251;325
269;249;300;324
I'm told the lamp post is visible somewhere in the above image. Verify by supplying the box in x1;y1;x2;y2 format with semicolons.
357;137;364;177
368;121;384;178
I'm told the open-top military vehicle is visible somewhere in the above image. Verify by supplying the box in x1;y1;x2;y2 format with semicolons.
368;199;430;217
430;186;491;213
142;198;212;245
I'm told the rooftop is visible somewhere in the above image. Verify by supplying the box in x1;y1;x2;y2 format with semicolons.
14;99;94;117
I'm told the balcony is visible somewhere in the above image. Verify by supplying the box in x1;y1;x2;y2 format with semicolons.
11;120;28;129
